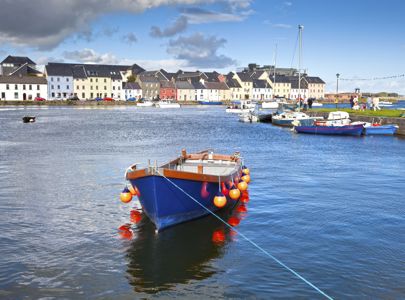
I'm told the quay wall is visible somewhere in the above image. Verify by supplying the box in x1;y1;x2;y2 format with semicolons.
307;112;405;136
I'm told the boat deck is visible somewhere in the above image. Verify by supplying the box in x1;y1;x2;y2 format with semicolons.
171;160;237;176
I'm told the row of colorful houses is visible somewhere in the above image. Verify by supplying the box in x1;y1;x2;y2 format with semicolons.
0;55;326;102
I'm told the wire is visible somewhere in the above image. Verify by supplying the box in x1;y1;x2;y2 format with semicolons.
290;30;299;69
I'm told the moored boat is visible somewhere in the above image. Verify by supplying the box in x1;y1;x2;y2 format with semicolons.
124;150;247;231
226;100;256;113
272;111;321;127
294;123;364;135
155;99;181;108
136;100;154;107
362;123;398;135
239;111;259;123
198;100;223;105
22;116;36;123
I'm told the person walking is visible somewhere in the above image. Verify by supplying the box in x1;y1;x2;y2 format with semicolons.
367;96;373;110
308;97;313;109
349;95;354;109
372;97;381;111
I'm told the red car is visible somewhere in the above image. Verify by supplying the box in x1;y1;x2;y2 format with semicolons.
103;97;113;101
34;97;46;101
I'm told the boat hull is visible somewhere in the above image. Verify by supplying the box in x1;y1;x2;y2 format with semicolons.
364;125;398;135
295;124;364;135
129;175;237;231
198;101;223;105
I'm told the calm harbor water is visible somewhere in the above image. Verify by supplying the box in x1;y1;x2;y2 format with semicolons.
0;106;404;299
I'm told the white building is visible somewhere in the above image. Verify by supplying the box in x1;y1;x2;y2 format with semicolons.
251;79;273;100
0;76;48;100
45;63;74;100
123;82;142;100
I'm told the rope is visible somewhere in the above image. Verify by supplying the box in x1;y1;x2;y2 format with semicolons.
157;170;333;300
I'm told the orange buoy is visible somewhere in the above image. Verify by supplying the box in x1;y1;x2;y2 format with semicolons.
237;180;248;192
213;192;227;208
200;182;210;198
130;210;142;223
229;185;241;200
212;229;226;244
118;223;131;231
221;182;229;197
240;191;249;203
228;216;240;227
128;183;138;196
120;187;132;203
118;229;134;240
241;174;250;183
237;204;248;213
242;168;250;175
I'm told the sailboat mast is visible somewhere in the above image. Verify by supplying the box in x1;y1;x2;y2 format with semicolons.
298;25;303;100
274;43;277;89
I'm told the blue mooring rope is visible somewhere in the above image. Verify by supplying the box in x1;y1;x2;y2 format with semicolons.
158;171;333;300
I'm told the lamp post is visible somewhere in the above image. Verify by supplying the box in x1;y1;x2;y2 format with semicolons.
335;73;340;108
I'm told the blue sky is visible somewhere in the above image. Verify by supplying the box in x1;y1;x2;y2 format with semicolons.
0;0;404;94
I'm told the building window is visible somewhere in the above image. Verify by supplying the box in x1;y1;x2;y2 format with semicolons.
96;78;98;83
113;86;115;90
82;92;85;99
104;86;107;90
57;85;60;89
23;85;26;90
15;84;17;90
67;85;69;90
104;78;107;83
5;84;10;90
63;93;67;97
51;85;54;89
90;86;93;90
37;85;40;90
90;93;93;98
96;86;98;90
90;78;93;82
57;77;60;82
66;78;69;82
37;93;40;97
51;77;54;82
51;92;55;97
14;92;18;99
77;86;79;90
82;86;84;90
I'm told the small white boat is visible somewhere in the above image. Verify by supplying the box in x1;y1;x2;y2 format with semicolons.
137;100;154;107
261;101;279;109
312;102;323;107
226;100;256;113
379;101;393;107
156;99;181;108
239;111;259;123
272;111;321;127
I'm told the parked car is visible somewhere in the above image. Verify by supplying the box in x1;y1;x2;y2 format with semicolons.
95;97;103;101
34;97;46;101
127;97;136;101
103;97;113;101
68;95;79;101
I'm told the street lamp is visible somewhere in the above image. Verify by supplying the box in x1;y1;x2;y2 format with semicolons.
335;73;340;108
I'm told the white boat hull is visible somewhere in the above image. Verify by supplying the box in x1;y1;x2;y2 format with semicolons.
137;102;154;107
261;102;279;109
226;107;255;114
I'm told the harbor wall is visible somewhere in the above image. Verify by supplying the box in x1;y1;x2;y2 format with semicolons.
307;112;405;136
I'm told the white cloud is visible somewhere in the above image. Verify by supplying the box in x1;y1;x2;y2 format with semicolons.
0;0;218;49
272;23;292;29
167;32;237;68
134;59;189;71
181;7;252;24
63;48;120;65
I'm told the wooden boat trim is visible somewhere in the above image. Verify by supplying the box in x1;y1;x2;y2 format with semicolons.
126;151;242;182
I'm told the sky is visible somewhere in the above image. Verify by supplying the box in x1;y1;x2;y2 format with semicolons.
0;0;404;94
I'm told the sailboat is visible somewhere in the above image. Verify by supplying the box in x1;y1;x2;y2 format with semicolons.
272;25;320;127
262;44;282;109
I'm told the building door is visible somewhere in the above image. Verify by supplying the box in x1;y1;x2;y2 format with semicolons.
23;93;26;100
1;92;5;100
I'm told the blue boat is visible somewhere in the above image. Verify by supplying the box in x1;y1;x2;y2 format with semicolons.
294;124;364;136
363;124;398;135
125;150;244;231
198;101;223;105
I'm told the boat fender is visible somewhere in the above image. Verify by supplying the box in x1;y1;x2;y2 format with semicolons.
213;192;227;208
229;185;241;200
120;187;132;203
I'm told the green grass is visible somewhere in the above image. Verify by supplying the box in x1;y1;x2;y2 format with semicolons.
311;108;403;118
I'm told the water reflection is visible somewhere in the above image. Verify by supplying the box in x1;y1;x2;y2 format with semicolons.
125;202;248;294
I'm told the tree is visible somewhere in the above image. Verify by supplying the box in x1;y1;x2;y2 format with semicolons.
127;74;136;82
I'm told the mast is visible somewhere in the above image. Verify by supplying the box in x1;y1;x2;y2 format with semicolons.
298;25;303;102
273;43;277;98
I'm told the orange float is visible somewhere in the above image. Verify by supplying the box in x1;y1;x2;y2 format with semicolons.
120;187;132;203
213;192;227;208
229;185;241;200
237;180;248;192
